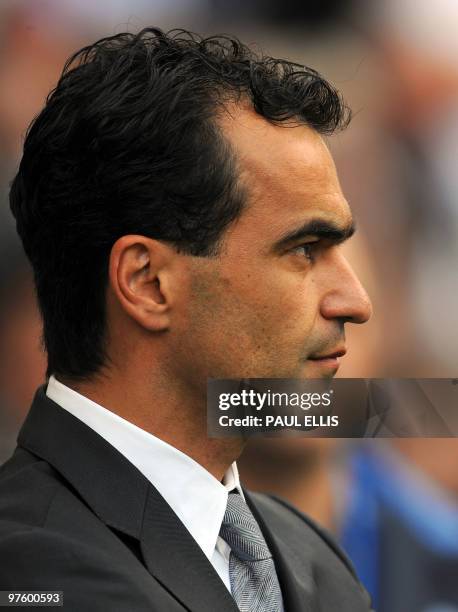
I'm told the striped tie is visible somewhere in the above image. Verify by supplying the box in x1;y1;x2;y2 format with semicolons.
220;492;284;612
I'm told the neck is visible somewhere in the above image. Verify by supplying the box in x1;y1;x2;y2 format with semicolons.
58;368;245;482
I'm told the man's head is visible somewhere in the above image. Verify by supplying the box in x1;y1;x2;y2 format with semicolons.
10;28;371;388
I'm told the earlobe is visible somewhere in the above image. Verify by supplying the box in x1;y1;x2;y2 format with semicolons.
109;235;171;331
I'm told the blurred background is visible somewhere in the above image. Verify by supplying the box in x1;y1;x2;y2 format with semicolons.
0;1;457;610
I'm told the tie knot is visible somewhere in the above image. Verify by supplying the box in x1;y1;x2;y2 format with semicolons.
220;492;273;563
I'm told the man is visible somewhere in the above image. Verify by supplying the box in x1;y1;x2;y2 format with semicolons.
0;28;373;611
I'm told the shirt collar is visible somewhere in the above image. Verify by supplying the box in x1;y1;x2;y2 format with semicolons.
46;374;244;561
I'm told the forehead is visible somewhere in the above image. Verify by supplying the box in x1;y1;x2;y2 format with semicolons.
219;107;352;246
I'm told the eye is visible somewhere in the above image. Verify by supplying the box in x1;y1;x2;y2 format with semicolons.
291;242;318;262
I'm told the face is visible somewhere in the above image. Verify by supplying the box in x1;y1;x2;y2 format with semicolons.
170;108;372;388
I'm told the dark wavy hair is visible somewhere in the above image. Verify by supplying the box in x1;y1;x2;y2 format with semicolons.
10;27;351;381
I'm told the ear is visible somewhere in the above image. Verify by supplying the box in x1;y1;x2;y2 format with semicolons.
108;235;175;332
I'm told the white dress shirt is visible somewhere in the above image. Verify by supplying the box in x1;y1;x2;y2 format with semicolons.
46;375;244;593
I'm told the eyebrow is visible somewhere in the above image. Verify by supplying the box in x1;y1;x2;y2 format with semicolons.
273;218;356;251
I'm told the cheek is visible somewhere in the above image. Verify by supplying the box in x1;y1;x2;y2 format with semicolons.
232;271;321;366
249;271;319;330
181;263;322;378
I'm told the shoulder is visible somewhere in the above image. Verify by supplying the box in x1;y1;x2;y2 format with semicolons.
0;447;64;529
0;449;157;610
0;448;79;588
0;447;90;572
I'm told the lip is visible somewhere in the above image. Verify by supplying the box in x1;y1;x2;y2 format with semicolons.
307;348;346;373
308;348;347;360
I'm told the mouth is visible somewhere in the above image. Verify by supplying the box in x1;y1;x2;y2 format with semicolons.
307;348;347;372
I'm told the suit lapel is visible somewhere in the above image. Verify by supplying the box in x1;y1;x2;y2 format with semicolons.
245;490;320;612
17;388;238;612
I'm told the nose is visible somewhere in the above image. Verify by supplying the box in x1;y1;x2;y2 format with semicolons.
319;253;372;324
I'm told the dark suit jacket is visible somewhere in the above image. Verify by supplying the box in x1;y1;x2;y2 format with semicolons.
0;387;372;611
